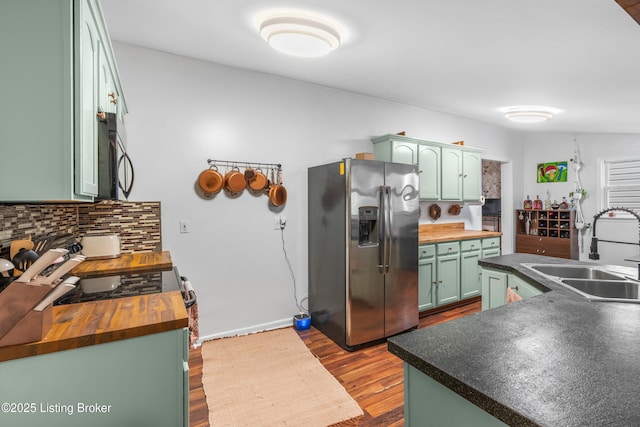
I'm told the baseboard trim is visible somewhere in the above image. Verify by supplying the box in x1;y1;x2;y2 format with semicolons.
196;317;293;346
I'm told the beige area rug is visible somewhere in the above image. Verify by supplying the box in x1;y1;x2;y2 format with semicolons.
201;327;364;426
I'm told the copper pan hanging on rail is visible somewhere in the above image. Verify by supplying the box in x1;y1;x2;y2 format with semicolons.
269;169;287;207
224;166;246;193
197;166;223;194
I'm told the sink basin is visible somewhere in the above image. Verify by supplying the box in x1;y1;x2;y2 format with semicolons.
522;263;640;303
562;279;640;301
525;264;625;281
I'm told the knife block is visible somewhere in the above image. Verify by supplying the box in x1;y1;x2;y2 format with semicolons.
0;281;53;347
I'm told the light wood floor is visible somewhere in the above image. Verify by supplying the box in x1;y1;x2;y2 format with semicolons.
188;300;481;426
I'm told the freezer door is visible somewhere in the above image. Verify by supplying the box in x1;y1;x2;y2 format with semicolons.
346;160;386;346
384;162;419;336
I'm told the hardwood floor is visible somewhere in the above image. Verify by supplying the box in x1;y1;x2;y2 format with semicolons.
188;300;481;426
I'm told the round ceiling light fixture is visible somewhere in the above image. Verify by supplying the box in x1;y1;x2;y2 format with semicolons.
259;13;342;58
501;106;560;123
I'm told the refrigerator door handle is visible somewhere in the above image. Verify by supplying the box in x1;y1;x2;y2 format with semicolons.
385;185;392;273
378;185;386;273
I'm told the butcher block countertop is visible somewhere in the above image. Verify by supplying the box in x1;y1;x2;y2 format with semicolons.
0;251;187;363
418;222;501;244
70;250;173;277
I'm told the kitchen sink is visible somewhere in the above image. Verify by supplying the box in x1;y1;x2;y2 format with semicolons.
561;279;640;301
522;263;640;303
525;264;625;281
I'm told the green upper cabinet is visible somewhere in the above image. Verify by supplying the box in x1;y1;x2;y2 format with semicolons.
462;151;482;201
441;147;463;200
372;135;482;202
0;0;127;202
418;144;441;199
391;140;419;165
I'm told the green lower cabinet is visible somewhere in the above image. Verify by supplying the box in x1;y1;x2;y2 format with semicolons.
460;239;481;298
481;268;508;310
509;274;543;299
435;242;460;305
0;329;189;427
419;238;502;312
404;363;507;427
418;244;436;311
481;267;544;311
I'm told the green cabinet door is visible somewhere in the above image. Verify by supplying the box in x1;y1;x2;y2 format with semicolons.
441;147;463;200
436;242;460;305
76;0;99;197
509;274;544;299
481;267;507;311
0;0;126;202
418;245;436;311
417;144;440;199
460;240;481;298
391;140;418;165
0;329;189;427
462;150;482;201
405;364;508;427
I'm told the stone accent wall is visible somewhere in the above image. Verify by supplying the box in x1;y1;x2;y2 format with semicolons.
0;201;161;260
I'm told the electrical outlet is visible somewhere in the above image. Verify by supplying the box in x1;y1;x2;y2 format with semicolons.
180;220;190;233
274;216;287;230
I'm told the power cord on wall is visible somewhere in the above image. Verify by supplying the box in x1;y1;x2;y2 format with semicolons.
279;222;308;315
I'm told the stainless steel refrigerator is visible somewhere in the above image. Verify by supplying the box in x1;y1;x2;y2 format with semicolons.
308;158;419;350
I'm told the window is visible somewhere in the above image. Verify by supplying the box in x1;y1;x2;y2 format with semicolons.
602;156;640;211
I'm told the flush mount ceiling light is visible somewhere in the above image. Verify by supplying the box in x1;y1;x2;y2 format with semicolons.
502;106;560;123
259;13;341;58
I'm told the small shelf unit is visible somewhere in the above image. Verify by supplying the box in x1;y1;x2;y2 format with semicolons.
515;209;578;259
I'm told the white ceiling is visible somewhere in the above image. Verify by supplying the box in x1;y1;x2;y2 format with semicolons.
101;0;640;133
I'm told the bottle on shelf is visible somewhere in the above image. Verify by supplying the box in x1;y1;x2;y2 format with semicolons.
524;195;533;210
544;191;551;210
559;196;569;209
533;195;543;210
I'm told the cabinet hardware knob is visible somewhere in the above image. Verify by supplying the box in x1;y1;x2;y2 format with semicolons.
96;111;106;120
108;92;117;104
463;174;468;178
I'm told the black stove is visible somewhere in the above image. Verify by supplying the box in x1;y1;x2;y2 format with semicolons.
54;267;195;307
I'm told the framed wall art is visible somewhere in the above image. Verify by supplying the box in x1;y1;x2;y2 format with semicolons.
537;161;567;183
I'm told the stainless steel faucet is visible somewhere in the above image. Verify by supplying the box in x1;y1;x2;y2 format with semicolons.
589;207;640;278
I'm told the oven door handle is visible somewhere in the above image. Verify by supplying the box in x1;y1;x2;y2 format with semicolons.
180;276;197;308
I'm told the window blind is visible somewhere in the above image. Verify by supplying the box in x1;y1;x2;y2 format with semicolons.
603;157;640;210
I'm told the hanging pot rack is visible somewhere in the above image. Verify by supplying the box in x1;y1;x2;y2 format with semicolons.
207;159;282;172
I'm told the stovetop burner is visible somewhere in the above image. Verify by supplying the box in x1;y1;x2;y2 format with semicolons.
55;267;182;306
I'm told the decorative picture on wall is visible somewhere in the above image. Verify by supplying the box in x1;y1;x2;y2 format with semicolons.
537;161;568;183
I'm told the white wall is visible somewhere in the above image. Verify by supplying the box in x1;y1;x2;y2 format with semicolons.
113;42;521;340
521;132;640;265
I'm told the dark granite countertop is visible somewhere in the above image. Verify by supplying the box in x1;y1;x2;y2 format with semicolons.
388;253;640;426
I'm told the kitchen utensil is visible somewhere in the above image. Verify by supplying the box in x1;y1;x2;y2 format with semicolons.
33;279;79;311
11;249;40;273
39;255;85;285
249;167;268;192
244;166;256;181
224;166;246;193
0;259;15;278
429;204;441;220
10;238;34;261
197;165;223;194
16;248;68;283
269;169;287;206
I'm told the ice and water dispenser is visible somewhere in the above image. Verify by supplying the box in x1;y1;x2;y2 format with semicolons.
358;206;379;247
